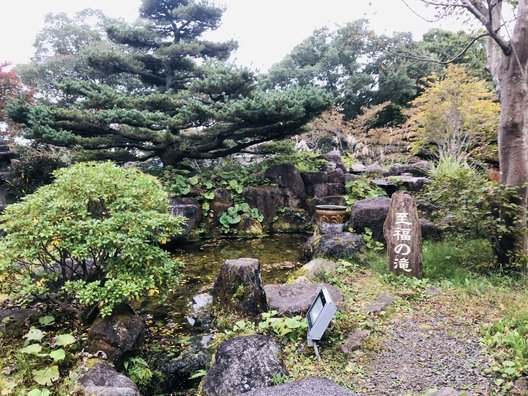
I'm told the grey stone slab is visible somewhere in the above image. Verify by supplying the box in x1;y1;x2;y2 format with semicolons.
245;377;356;396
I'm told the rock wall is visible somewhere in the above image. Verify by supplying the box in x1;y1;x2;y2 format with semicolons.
168;156;434;241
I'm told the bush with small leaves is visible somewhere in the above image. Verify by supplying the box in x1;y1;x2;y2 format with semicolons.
421;154;526;271
0;162;185;317
7;146;69;199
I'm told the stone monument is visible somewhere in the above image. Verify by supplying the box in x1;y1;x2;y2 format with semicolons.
383;191;422;278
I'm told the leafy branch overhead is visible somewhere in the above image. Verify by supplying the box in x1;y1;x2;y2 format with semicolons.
10;0;330;167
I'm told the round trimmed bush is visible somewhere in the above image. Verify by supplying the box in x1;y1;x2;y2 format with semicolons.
0;162;185;317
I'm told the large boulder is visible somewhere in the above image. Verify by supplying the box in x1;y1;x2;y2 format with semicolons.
213;258;268;316
169;197;202;237
322;150;347;172
87;305;145;367
77;359;141;396
264;283;343;316
245;377;356;396
349;197;392;242
154;335;212;394
203;335;287;396
301;172;328;198
243;186;286;231
264;163;306;208
314;232;365;260
387;161;432;177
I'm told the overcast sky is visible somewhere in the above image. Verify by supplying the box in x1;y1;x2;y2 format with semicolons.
0;0;471;72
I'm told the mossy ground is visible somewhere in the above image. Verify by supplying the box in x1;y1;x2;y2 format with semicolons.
205;239;528;395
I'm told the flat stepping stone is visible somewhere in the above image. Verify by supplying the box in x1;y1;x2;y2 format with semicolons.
341;329;372;354
364;294;397;315
245;377;356;395
264;283;343;316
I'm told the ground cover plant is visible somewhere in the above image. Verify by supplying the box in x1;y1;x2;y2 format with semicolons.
0;315;80;395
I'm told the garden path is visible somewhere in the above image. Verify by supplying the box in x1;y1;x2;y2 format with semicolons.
351;292;495;395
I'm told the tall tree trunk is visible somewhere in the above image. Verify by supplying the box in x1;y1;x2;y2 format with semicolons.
492;0;528;268
495;53;528;268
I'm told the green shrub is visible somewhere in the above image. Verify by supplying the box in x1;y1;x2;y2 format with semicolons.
0;162;185;317
345;177;386;206
421;154;526;270
7;146;69;199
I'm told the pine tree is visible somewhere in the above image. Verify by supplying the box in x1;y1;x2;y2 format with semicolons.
11;0;330;166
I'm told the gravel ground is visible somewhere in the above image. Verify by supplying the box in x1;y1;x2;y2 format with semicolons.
352;305;495;396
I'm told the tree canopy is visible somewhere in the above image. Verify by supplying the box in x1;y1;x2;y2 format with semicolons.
263;21;489;124
407;64;499;163
17;9;111;103
10;0;330;167
0;62;32;138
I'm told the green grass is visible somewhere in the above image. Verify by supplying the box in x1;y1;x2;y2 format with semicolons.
364;238;522;293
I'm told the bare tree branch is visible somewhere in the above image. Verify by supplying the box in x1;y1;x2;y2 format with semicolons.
400;0;444;22
383;32;489;64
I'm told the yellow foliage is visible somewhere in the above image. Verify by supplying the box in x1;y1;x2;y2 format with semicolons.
407;64;500;162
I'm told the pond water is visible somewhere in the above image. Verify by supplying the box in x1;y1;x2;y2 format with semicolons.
137;235;308;331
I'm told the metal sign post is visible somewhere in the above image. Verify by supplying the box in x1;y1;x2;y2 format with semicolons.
306;287;337;361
